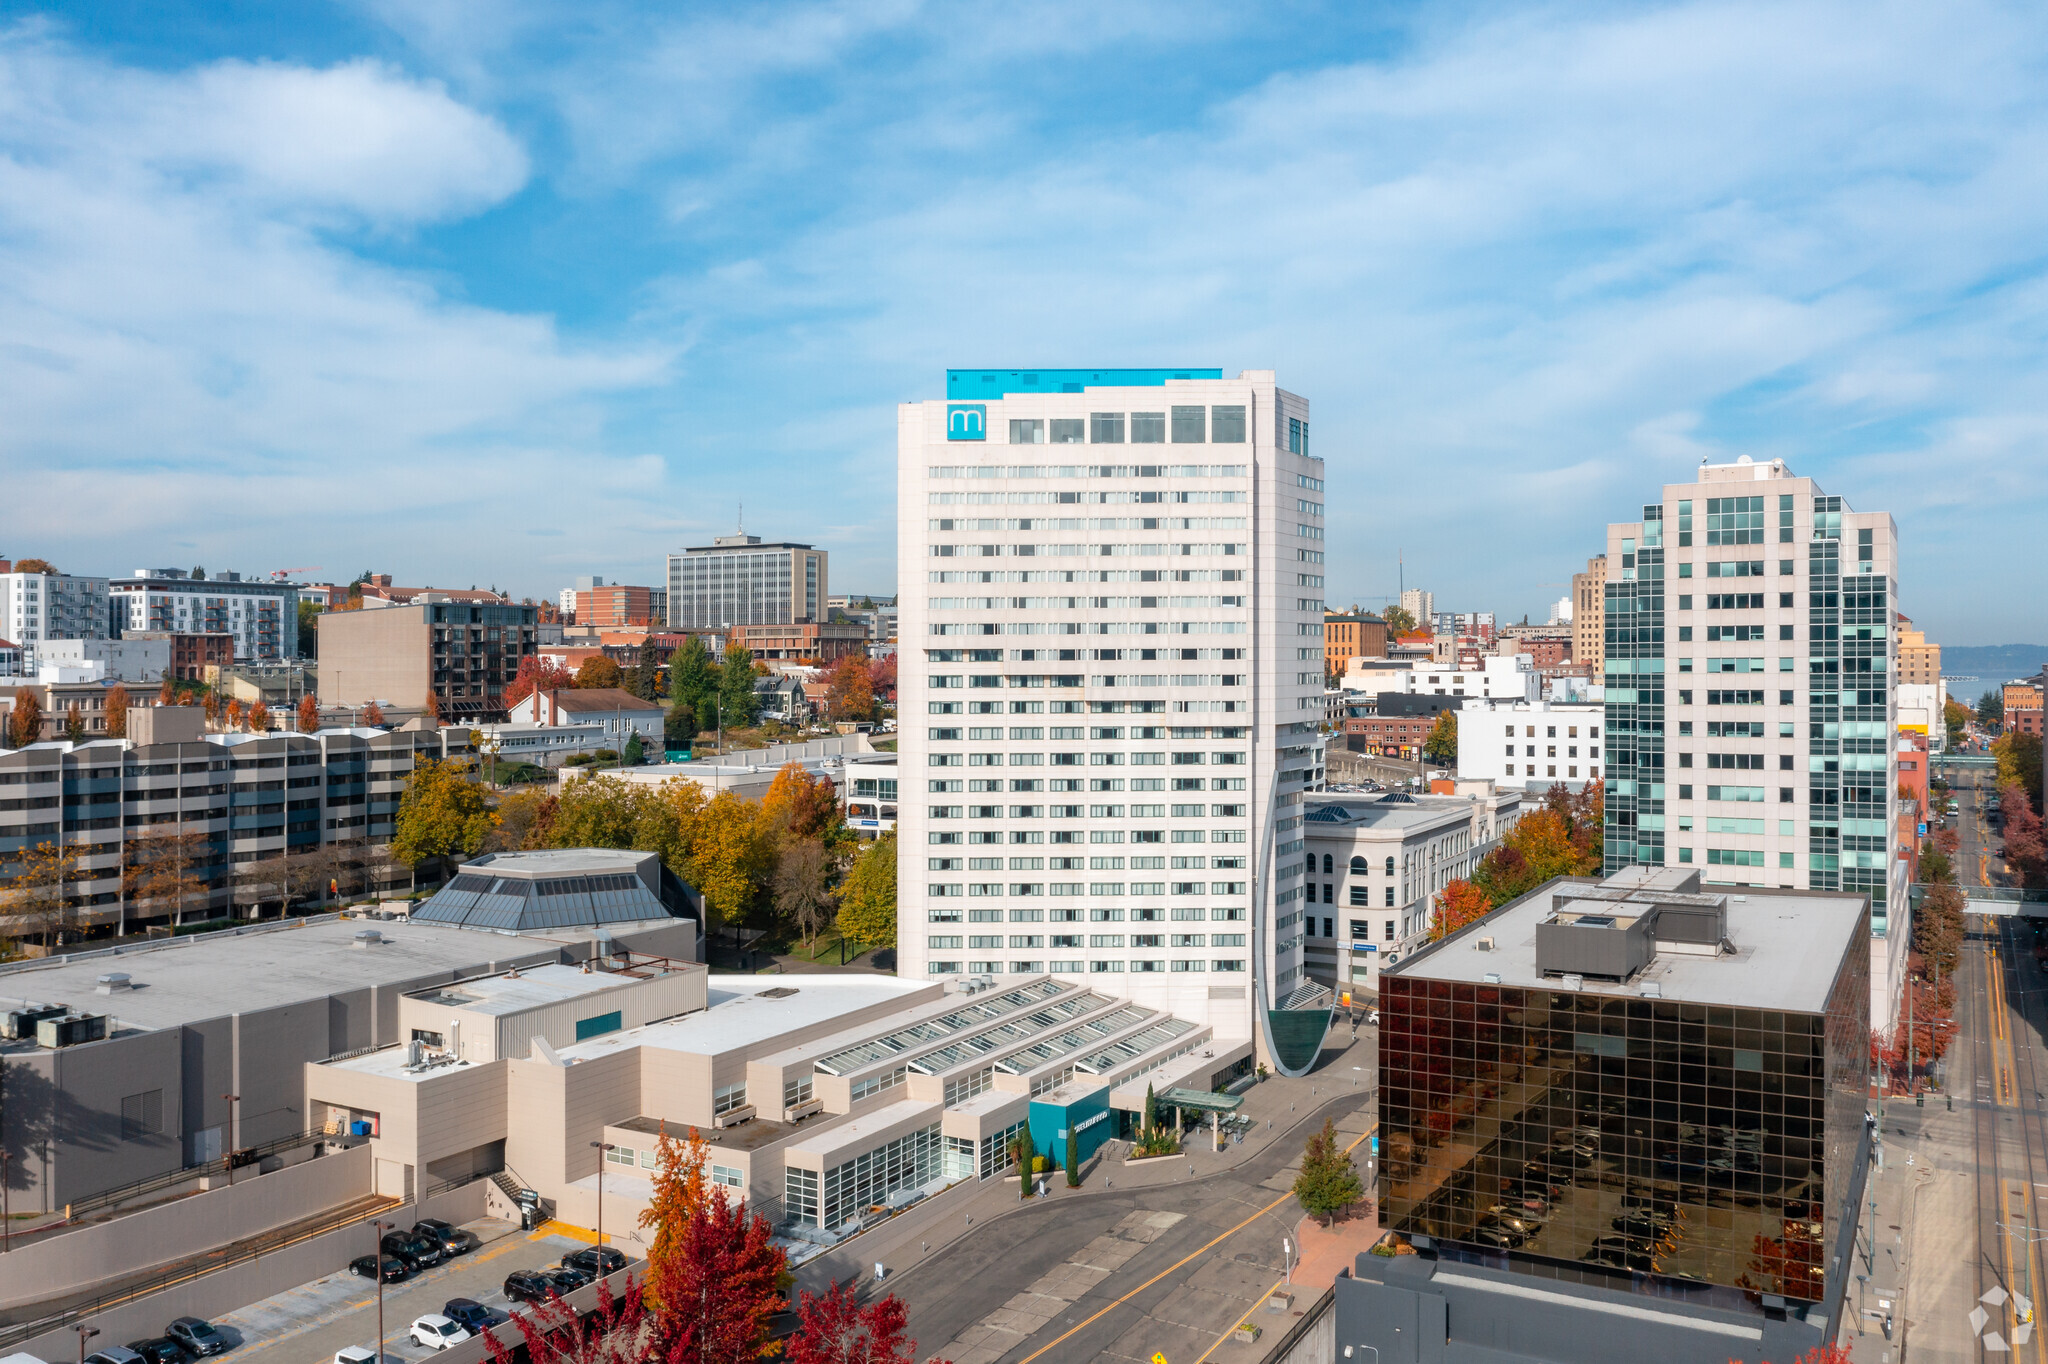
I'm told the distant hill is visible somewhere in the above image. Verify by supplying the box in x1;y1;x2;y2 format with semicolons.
1940;644;2048;682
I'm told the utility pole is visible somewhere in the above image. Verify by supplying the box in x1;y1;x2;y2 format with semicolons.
372;1218;397;1363
590;1141;615;1252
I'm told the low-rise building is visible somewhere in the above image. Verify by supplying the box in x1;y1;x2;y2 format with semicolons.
0;639;18;676
1455;698;1605;790
1300;786;1522;1000
124;630;235;682
0;666;121;740
473;720;611;768
586;736;878;802
0;561;111;670
729;620;868;663
574;584;663;628
839;754;897;839
1324;611;1390;677
2003;671;2046;736
31;637;171;685
1343;653;1538;703
354;575;510;608
507;688;665;750
1340;693;1464;761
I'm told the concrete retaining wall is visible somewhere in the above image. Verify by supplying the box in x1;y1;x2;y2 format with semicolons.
0;1144;375;1310
8;1180;486;1361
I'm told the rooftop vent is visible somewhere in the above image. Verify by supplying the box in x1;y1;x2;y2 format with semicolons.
1475;936;1495;952
757;987;800;1000
95;972;132;994
1482;972;1502;984
354;930;383;948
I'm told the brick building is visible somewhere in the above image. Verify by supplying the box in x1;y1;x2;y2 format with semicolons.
1323;611;1389;677
728;620;868;663
127;631;235;682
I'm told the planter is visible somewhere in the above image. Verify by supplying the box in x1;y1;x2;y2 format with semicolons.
1123;1152;1186;1165
1266;1291;1295;1312
1233;1323;1262;1344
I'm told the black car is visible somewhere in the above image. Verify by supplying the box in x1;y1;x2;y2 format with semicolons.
1582;1247;1655;1273
415;1220;482;1256
350;1254;409;1283
1612;1213;1674;1241
442;1300;494;1333
546;1266;593;1293
380;1232;444;1271
503;1271;555;1304
560;1247;628;1276
127;1339;184;1364
164;1320;226;1358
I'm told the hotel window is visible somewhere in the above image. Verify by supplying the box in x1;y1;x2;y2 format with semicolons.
1009;419;1044;444
1051;418;1085;444
1131;411;1166;443
1091;412;1125;444
1211;405;1246;443
1171;406;1206;443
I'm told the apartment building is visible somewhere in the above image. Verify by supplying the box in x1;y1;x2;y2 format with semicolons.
1572;553;1607;673
109;570;297;663
574;583;663;628
667;535;828;630
318;600;538;721
0;562;111;670
1399;589;1434;629
1300;787;1521;1000
898;368;1330;1073
36;637;172;685
729;620;869;663
1323;611;1389;677
1455;698;1604;790
0;705;476;940
1601;457;1901;1028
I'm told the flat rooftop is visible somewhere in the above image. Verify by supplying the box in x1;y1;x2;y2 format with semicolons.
405;959;696;1018
1304;794;1479;833
464;849;654;876
0;915;639;1036
1386;874;1868;1014
554;975;932;1063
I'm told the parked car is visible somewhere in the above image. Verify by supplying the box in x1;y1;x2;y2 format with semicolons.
546;1266;593;1293
414;1219;482;1256
85;1350;146;1364
381;1231;445;1271
408;1316;473;1351
165;1319;227;1357
442;1300;494;1333
333;1349;397;1364
561;1246;629;1276
126;1339;185;1364
504;1270;556;1304
349;1254;408;1283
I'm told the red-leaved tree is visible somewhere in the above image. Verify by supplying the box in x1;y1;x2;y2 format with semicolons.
786;1282;921;1364
1429;879;1494;942
482;1273;647;1364
653;1188;785;1364
506;655;576;708
298;694;320;733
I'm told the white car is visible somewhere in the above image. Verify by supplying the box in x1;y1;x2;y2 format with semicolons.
335;1350;398;1364
1367;1010;1381;1026
409;1316;474;1351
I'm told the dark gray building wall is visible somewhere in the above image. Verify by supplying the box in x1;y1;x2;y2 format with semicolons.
1337;1252;1830;1364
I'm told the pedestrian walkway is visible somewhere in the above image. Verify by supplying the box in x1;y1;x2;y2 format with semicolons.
1843;1093;1976;1364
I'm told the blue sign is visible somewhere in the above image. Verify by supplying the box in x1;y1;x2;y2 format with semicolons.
946;404;987;441
1360;943;1378;953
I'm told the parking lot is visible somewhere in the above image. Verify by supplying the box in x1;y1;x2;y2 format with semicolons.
204;1219;622;1364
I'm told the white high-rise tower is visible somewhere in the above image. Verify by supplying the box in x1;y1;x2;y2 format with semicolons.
896;369;1331;1072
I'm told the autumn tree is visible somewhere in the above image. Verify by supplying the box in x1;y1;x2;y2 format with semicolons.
64;702;85;743
490;789;557;853
1422;710;1457;764
773;838;835;949
656;1187;785;1363
122;828;211;925
687;790;772;932
247;700;271;733
361;700;386;727
422;688;442;723
105;684;129;739
1293;1117;1366;1225
546;774;690;868
1944;697;1974;747
483;1276;647;1364
867;654;896;704
576;655;624;690
504;655;575;708
224;698;243;732
762;762;838;840
11;558;55;575
827;655;876;723
836;833;896;949
158;674;175;706
1429;879;1494;942
298;694;320;733
1382;604;1417;635
2003;780;2048;886
1914;881;1966;978
640;1124;711;1315
202;689;220;728
1995;733;2045;810
390;759;496;883
3;839;81;947
5;690;40;749
787;1282;919;1364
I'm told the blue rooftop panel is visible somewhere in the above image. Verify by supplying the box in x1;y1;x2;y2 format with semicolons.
946;369;1223;400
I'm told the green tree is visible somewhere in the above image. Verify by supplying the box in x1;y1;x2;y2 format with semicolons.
622;733;644;765
1979;689;2005;725
1016;1124;1035;1199
1422;709;1457;764
836;833;897;948
629;641;663;701
1382;604;1417;635
664;697;696;753
1292;1117;1365;1225
1945;698;1973;748
718;645;760;726
670;636;719;719
1063;1126;1081;1188
1994;731;2044;810
390;758;497;882
297;599;322;658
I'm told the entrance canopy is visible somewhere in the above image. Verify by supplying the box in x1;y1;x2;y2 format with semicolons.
1159;1087;1244;1114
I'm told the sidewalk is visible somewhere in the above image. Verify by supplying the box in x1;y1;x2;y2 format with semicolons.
1843;1092;1975;1364
794;1032;1380;1297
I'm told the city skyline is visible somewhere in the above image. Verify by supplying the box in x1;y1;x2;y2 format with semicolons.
6;2;2048;643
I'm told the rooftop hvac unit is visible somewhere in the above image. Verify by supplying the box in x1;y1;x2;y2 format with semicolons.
35;1013;108;1048
3;1003;69;1040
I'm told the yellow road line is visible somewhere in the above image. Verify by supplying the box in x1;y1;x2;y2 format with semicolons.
1017;1122;1375;1364
1992;941;2019;1108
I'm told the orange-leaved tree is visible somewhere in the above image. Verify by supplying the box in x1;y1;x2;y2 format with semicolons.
158;674;175;706
248;700;271;733
64;701;85;742
422;688;442;723
826;654;876;722
504;655;575;708
762;761;839;840
640;1125;711;1315
105;684;129;739
224;698;244;731
6;689;41;748
297;694;320;733
575;654;623;689
1429;879;1494;942
361;700;385;727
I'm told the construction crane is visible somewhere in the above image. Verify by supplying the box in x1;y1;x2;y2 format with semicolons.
269;566;322;581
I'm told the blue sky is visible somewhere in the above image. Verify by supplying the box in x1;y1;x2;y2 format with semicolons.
3;1;2045;643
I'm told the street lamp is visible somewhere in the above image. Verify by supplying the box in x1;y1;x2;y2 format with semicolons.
74;1325;98;1364
221;1094;241;1184
590;1142;615;1253
372;1218;398;1363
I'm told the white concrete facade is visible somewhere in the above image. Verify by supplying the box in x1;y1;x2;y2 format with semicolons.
110;570;297;662
897;369;1327;1051
1455;698;1605;789
36;636;172;684
1;570;110;670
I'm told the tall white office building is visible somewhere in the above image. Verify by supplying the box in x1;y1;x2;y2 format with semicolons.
897;369;1331;1073
1601;456;1902;1030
